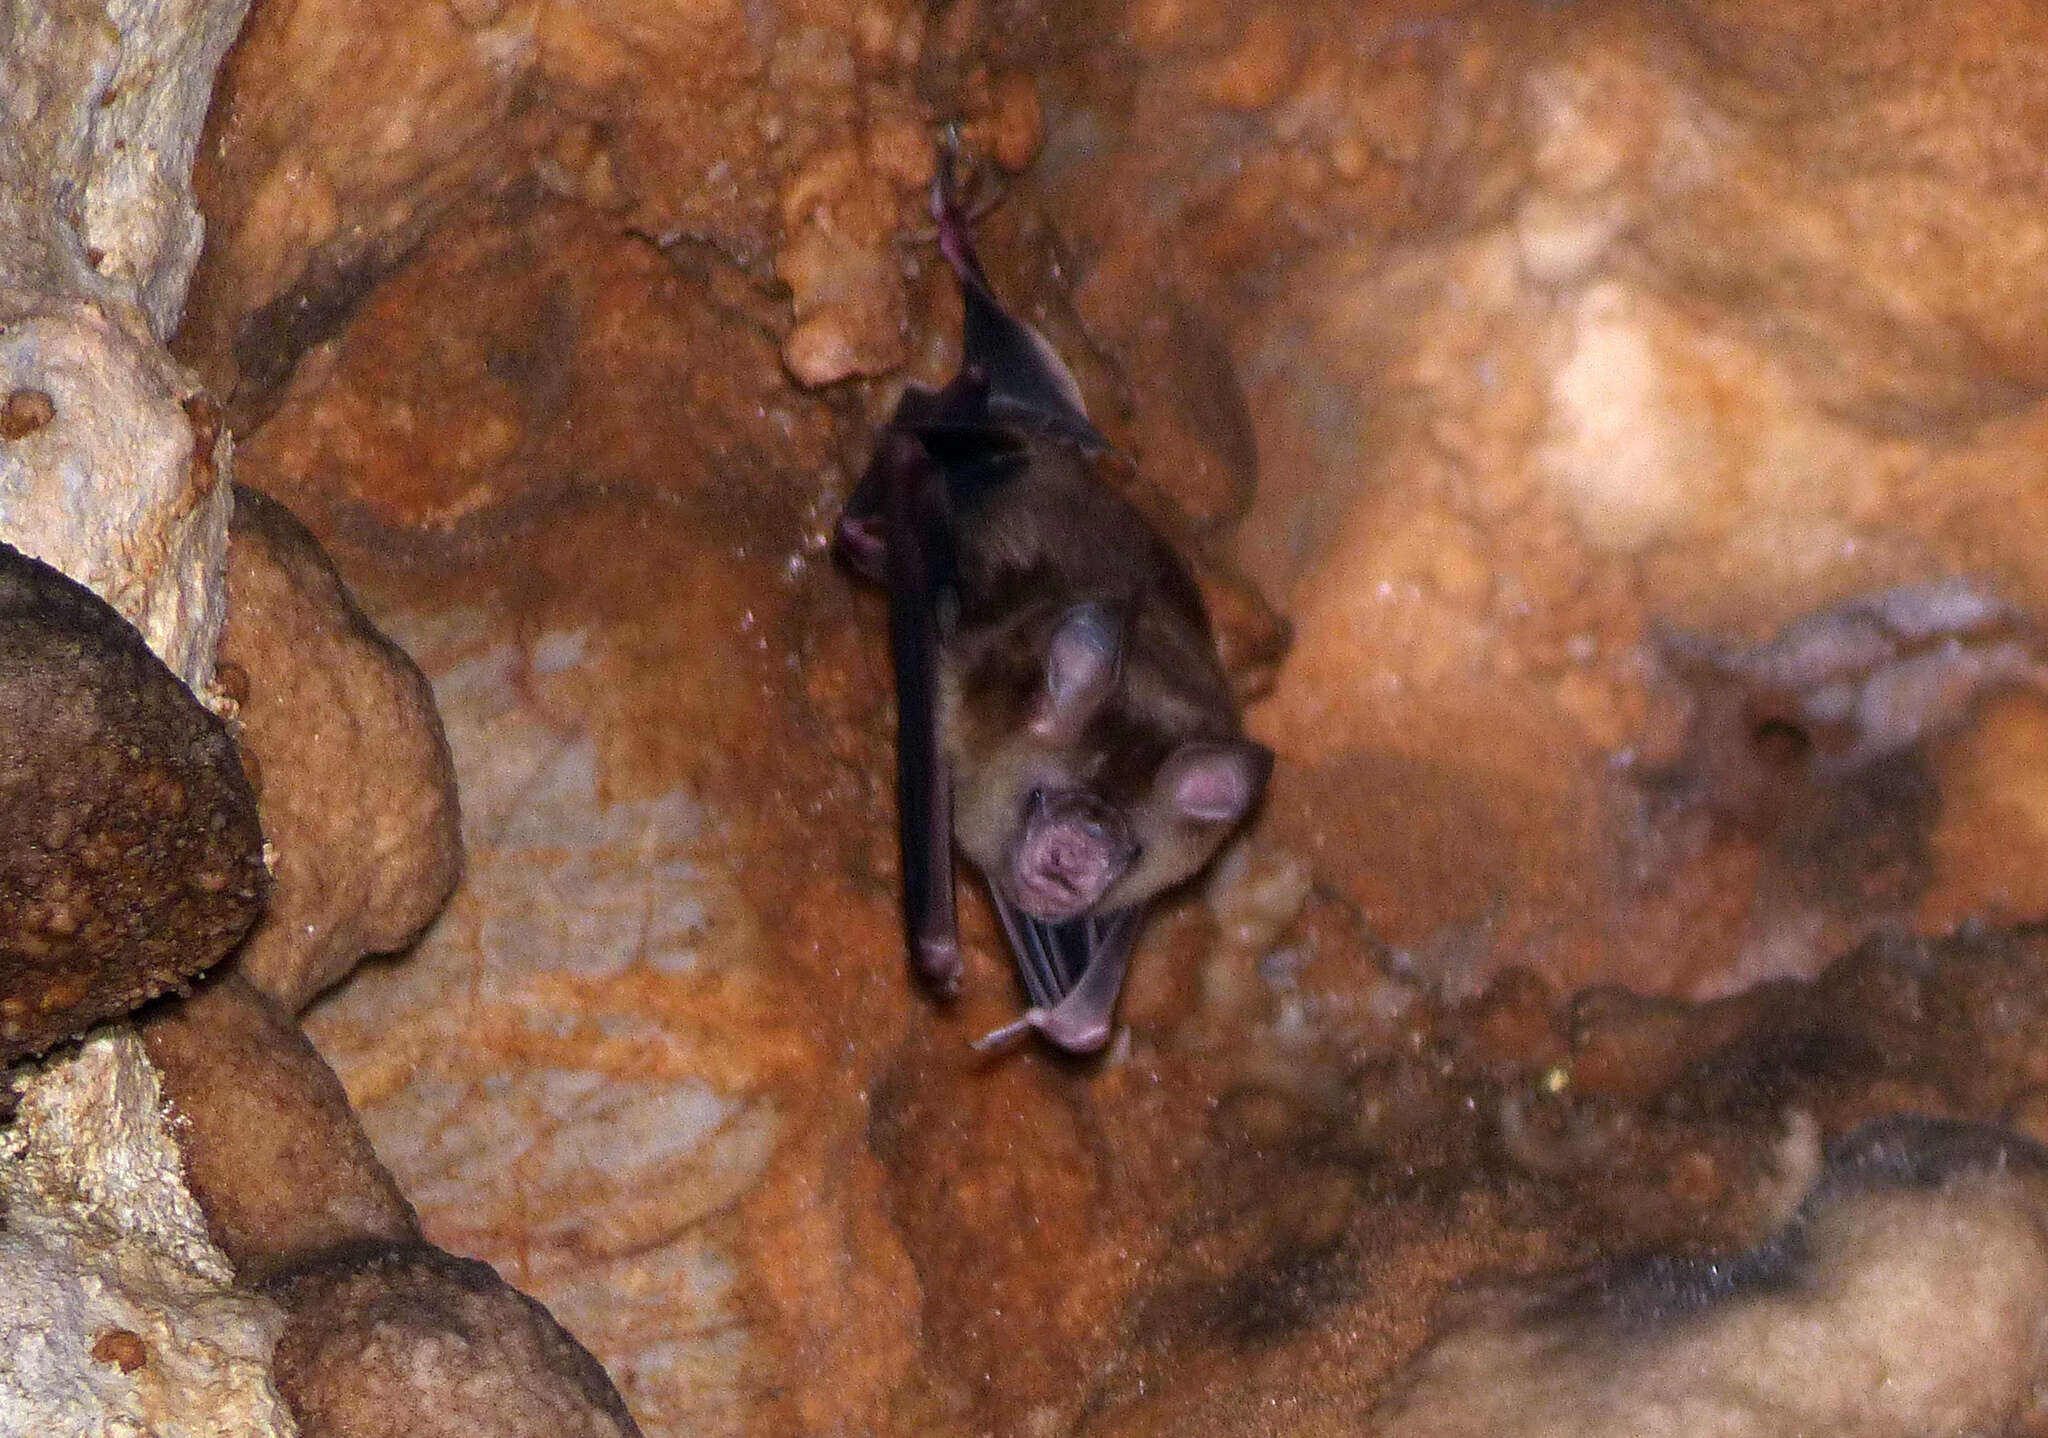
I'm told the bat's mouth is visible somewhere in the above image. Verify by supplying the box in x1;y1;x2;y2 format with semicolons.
1008;788;1136;921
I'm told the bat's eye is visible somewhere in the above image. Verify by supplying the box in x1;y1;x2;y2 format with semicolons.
1027;786;1048;814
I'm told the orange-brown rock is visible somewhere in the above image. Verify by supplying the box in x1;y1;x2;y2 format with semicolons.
263;1242;642;1438
177;0;1042;411
138;967;638;1434
139;972;419;1279
168;0;2048;1433
0;543;266;1064
220;485;460;1011
1022;0;2048;1001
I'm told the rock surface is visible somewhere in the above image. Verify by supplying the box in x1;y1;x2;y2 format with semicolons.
1371;1116;2048;1438
176;0;1040;410
140;971;421;1277
264;1242;642;1438
262;204;891;1432
172;0;2048;1433
999;0;2048;999
141;972;642;1438
0;1029;296;1437
222;485;462;1011
0;0;253;689
0;540;267;1064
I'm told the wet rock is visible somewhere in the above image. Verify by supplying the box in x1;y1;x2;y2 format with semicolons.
1371;1116;2048;1438
222;485;461;1011
0;541;267;1064
0;1029;295;1437
264;1242;642;1438
139;971;420;1278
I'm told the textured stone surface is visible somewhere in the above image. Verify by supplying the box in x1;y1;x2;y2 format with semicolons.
264;1242;641;1438
142;969;642;1438
0;0;252;689
1019;0;2048;999
1371;1117;2048;1438
0;1029;296;1437
180;0;2048;1432
222;485;461;1011
243;193;1301;1438
176;0;1041;409
140;971;421;1278
261;204;908;1435
0;540;267;1064
299;553;821;1438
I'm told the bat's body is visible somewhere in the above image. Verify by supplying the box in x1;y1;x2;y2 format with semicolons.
836;157;1269;1052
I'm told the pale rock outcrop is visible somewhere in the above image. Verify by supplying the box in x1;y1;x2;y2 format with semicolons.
0;1031;296;1436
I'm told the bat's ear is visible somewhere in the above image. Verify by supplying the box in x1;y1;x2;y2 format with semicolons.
1033;601;1124;741
1162;740;1273;825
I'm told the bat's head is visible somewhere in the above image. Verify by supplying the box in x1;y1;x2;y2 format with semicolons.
955;601;1272;923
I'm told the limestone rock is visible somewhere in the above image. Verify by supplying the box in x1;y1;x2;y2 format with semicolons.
173;1;2048;1435
239;206;924;1433
263;1243;642;1438
0;0;253;690
221;485;461;1011
1015;0;2048;999
139;972;421;1278
0;540;267;1064
0;1029;296;1437
139;971;639;1436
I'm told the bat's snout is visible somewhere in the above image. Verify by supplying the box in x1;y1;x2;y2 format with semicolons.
1010;790;1135;921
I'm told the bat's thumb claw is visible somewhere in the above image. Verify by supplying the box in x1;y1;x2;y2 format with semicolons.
916;937;962;995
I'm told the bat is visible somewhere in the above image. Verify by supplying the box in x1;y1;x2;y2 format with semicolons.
835;147;1271;1053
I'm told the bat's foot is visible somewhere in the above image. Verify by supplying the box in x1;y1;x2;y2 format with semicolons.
929;135;982;291
970;1005;1113;1055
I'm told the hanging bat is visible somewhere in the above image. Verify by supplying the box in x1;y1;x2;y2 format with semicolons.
834;151;1271;1053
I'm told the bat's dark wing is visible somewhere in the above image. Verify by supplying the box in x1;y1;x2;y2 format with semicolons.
974;899;1142;1054
932;159;1109;457
837;427;964;990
